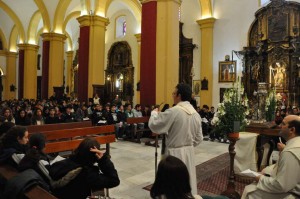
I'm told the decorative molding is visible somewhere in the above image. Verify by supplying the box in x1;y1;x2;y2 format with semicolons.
135;33;141;43
77;15;109;28
197;17;216;29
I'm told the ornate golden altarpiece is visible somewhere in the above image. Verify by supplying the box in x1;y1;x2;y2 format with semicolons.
240;0;300;107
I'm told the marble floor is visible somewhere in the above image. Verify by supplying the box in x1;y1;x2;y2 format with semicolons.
108;139;228;199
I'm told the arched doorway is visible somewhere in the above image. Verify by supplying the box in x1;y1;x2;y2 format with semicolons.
105;41;134;103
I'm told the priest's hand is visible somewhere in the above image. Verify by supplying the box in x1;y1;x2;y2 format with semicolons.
277;142;285;151
255;175;262;182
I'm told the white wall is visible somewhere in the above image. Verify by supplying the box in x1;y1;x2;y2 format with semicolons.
105;9;139;105
212;0;260;108
181;0;201;81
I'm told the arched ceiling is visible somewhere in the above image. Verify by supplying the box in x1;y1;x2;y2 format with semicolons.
0;0;212;51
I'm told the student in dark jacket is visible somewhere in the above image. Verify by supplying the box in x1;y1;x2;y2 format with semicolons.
49;137;120;199
15;109;31;126
61;105;77;123
0;126;29;168
92;104;106;125
18;133;50;184
45;107;60;124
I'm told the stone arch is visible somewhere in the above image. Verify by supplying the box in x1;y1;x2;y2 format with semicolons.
65;32;73;51
35;28;43;44
9;26;18;52
27;10;42;45
0;1;25;43
63;11;81;33
53;0;72;33
106;0;141;23
0;29;7;50
33;0;51;32
199;0;213;18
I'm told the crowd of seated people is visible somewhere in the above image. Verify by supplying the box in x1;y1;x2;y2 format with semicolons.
0;98;163;144
0;123;120;199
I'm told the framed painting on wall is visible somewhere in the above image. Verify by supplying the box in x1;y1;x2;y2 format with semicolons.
218;61;236;82
193;80;201;95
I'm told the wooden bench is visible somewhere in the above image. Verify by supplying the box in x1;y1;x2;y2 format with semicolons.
0;164;57;199
126;117;151;143
38;125;116;155
126;117;158;146
27;121;92;134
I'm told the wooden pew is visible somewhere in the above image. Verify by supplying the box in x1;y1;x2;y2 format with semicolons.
0;164;57;199
126;117;152;143
41;125;116;155
27;121;92;134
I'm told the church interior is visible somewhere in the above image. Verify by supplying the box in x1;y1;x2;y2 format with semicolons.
0;0;300;198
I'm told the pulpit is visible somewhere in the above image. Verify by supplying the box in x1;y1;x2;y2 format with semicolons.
245;122;281;171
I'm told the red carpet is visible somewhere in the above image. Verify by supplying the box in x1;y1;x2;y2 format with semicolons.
144;153;253;196
197;153;253;196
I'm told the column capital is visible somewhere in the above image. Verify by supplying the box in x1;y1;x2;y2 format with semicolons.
140;0;181;4
139;0;156;4
77;15;109;28
135;33;141;43
66;51;74;56
6;51;18;57
197;17;216;29
17;43;39;51
41;32;67;42
0;50;7;56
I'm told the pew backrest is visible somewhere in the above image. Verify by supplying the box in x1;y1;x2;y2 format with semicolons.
27;121;92;134
42;125;116;154
126;117;149;124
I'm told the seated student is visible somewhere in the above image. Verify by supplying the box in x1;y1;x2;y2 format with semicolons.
31;108;45;125
117;104;126;138
151;155;228;199
0;126;29;167
15;109;31;126
242;115;300;199
18;133;51;184
0;107;15;124
107;104;121;139
49;137;120;199
75;104;88;121
92;104;107;125
61;105;77;123
151;155;202;199
45;107;60;124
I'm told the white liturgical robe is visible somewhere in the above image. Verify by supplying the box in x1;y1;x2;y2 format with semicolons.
242;136;300;199
149;101;203;195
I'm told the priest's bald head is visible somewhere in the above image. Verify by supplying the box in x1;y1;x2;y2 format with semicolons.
279;115;300;141
173;83;192;104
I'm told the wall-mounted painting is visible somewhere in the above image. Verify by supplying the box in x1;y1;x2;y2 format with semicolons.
219;61;236;82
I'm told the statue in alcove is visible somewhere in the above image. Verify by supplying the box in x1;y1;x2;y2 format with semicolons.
269;62;286;88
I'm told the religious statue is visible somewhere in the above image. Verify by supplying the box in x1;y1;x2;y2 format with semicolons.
201;77;208;90
252;62;260;81
269;62;286;88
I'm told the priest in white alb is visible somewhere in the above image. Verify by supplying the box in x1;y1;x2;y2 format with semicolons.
242;115;300;199
149;83;203;195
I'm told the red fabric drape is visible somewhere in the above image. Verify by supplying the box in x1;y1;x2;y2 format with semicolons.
18;50;25;99
140;2;157;106
78;26;90;103
42;40;50;99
